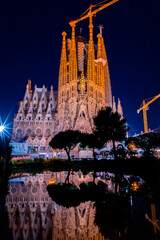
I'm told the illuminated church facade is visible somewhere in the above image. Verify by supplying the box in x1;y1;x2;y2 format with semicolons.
11;24;123;154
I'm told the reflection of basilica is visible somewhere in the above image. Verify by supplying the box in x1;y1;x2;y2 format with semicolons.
6;172;115;240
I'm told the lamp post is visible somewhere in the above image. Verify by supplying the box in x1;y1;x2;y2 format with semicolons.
0;125;11;184
0;125;5;134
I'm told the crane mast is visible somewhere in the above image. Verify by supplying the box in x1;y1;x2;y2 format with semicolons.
137;94;160;133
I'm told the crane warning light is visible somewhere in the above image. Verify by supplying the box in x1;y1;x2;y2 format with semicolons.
90;4;93;7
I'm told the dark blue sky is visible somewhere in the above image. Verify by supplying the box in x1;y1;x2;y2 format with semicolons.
0;0;160;135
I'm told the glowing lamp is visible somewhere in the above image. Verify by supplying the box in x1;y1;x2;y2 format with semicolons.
0;125;4;133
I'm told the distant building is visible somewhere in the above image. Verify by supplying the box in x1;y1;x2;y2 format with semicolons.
11;23;123;155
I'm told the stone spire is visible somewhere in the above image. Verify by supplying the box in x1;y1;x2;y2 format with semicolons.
69;25;77;81
26;101;33;121
23;83;31;102
32;85;38;109
96;33;105;88
16;101;25;120
59;31;67;88
117;98;123;116
46;102;52;114
101;36;112;107
40;86;47;110
112;96;116;113
28;101;33;114
36;102;43;120
97;33;102;59
49;85;55;110
37;102;42;114
87;7;95;83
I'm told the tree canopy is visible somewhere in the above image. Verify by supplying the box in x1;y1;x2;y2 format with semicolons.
49;130;80;161
93;107;128;159
79;133;104;159
126;132;160;157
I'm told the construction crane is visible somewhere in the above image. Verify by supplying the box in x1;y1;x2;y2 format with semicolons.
145;204;160;234
69;0;119;28
137;94;160;133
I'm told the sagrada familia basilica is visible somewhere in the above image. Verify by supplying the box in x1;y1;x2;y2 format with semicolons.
11;20;123;154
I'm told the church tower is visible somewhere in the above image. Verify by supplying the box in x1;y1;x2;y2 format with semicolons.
57;20;114;133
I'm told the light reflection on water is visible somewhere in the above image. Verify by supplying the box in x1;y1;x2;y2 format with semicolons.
4;171;158;240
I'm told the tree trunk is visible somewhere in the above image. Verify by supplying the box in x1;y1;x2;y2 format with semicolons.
65;148;71;161
65;169;71;184
112;140;117;160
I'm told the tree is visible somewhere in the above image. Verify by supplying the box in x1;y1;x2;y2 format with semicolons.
126;132;160;157
49;130;80;161
93;107;128;159
79;133;104;160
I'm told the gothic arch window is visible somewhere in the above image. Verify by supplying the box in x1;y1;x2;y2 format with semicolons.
26;128;32;136
29;116;32;120
35;128;41;136
16;128;22;141
19;116;22;120
46;129;50;137
38;116;41;121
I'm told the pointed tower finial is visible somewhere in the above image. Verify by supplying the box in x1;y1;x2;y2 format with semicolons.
98;24;104;36
28;79;31;94
80;28;82;35
97;33;102;59
112;96;116;113
117;98;123;116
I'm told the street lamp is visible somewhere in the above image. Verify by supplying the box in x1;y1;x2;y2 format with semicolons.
0;125;5;133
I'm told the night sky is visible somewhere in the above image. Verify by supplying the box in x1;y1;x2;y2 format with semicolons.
0;0;160;135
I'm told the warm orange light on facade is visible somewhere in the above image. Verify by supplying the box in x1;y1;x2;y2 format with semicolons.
49;178;55;185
